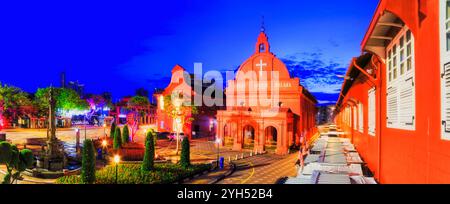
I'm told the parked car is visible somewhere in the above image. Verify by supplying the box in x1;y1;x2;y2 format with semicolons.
168;132;185;141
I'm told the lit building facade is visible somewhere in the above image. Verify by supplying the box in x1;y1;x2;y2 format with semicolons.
216;29;318;155
335;0;450;183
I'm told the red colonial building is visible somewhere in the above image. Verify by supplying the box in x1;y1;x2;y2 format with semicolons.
335;0;450;183
154;65;220;139
217;28;318;155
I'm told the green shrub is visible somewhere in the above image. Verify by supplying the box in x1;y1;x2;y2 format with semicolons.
122;124;130;144
56;163;212;184
113;126;122;150
180;137;190;168
141;130;156;171
0;142;13;164
81;139;96;184
110;122;116;139
0;141;34;184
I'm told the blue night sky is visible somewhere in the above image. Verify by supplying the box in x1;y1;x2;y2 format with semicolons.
0;0;379;105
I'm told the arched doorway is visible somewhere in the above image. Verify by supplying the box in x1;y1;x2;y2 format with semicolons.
243;125;255;150
265;126;278;152
223;124;234;147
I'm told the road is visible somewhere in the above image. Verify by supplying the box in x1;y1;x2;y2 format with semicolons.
217;153;298;184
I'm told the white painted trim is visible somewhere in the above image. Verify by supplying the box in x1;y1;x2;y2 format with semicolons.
440;0;450;140
385;26;416;131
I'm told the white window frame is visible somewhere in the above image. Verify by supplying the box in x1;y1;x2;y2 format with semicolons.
440;0;450;140
358;102;364;133
385;26;416;131
368;88;376;136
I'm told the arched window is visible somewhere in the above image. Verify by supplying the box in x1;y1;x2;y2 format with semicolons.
259;43;265;52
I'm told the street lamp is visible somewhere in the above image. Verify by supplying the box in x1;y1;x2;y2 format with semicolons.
102;139;107;156
113;154;120;184
215;137;222;168
103;123;107;139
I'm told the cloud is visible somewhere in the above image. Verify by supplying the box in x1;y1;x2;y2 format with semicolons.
281;51;347;104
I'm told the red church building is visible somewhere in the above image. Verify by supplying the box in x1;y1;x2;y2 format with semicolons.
217;27;318;155
335;0;450;183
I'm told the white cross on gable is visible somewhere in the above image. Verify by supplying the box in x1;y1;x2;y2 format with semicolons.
256;59;267;73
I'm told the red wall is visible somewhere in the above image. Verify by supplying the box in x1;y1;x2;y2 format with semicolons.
337;0;450;183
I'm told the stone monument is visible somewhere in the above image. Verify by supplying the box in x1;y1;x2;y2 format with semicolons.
36;87;66;171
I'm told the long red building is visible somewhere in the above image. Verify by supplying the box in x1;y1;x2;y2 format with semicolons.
335;0;450;183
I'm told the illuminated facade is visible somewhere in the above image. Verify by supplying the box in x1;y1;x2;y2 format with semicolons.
216;29;318;155
335;0;450;183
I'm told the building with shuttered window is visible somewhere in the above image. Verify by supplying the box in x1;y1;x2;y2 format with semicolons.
335;0;450;183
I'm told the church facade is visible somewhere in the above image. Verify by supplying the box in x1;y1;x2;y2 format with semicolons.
217;29;318;155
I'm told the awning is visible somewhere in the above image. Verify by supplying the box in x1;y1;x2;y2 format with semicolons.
362;11;405;59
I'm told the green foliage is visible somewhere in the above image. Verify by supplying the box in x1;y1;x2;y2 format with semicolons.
180;137;190;168
0;141;34;184
110;122;116;139
34;87;88;117
113;127;122;150
122;124;130;144
56;163;212;184
128;96;150;108
163;95;198;127
0;82;33;119
0;142;13;164
81;139;96;184
141;130;156;171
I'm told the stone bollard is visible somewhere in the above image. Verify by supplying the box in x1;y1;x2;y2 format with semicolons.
228;156;231;163
235;154;239;160
250;152;253;157
241;153;244;159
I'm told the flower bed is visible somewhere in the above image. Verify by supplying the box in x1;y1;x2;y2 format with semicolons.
56;163;212;184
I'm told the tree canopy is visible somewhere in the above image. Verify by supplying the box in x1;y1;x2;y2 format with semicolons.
35;87;88;116
0;82;33;118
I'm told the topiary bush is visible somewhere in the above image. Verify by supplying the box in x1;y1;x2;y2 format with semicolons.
110;122;116;139
122;124;130;144
141;130;156;171
81;139;96;184
113;126;122;150
180;137;190;168
0;141;34;184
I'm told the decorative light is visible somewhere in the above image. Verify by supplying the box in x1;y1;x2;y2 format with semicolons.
113;155;121;164
215;137;222;144
102;140;107;148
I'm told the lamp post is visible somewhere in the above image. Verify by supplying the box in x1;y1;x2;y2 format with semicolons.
215;137;222;168
101;139;107;159
103;123;107;140
113;154;120;184
173;97;182;155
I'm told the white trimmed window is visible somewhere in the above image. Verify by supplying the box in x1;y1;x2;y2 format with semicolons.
441;0;450;140
358;102;363;133
386;26;415;130
368;88;376;136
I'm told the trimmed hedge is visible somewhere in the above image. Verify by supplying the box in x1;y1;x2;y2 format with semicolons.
122;124;130;144
81;139;96;184
56;163;212;184
109;122;116;139
180;137;190;168
113;126;122;150
141;130;155;171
